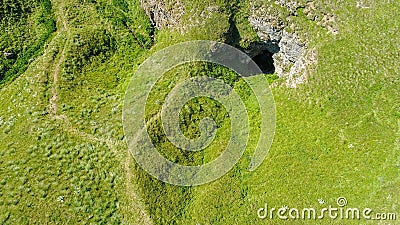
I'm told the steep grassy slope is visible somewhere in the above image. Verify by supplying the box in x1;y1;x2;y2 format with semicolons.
0;0;153;223
0;0;56;87
0;0;399;224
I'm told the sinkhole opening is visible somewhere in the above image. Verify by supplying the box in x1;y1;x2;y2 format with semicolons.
252;50;275;74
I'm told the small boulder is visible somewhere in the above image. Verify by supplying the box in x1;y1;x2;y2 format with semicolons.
3;52;16;59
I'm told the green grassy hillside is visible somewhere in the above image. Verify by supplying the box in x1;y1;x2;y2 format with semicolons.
0;0;55;87
0;0;399;224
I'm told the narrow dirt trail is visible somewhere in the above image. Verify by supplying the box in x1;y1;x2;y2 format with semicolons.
56;110;153;224
47;1;153;224
49;0;68;116
49;45;65;116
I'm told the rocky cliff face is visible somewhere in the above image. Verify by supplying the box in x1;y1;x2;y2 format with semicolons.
248;0;340;87
140;0;185;30
248;3;317;88
140;1;338;87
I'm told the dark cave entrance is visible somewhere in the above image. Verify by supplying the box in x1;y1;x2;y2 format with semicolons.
252;50;275;74
225;18;277;75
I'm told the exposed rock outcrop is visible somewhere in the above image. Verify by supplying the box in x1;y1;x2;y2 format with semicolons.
248;2;320;87
274;0;301;14
3;51;16;59
140;0;185;30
